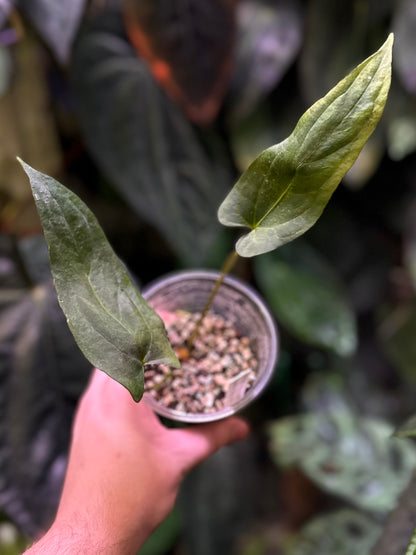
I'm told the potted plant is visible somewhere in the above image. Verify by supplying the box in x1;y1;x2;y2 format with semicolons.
19;34;393;422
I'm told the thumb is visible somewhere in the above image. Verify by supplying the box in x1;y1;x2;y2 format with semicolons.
172;417;250;472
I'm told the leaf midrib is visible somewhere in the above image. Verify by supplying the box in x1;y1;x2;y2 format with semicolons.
251;55;384;230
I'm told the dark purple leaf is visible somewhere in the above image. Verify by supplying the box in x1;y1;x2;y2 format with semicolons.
0;235;91;537
70;6;234;266
123;0;236;125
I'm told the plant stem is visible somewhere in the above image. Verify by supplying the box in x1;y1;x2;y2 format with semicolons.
187;250;240;350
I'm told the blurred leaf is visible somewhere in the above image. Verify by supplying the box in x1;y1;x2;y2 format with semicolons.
218;35;393;257
0;235;28;289
343;133;385;189
229;93;303;174
299;0;364;103
404;199;416;291
21;160;179;402
285;509;382;555
0;234;91;537
254;243;357;356
227;0;303;123
387;112;416;161
0;520;28;554
378;303;416;386
392;0;416;94
300;372;353;414
0;3;14;28
123;0;235;125
178;440;258;555
0;46;12;97
395;414;416;439
299;0;391;103
139;508;180;555
19;0;87;63
0;34;62;216
269;409;416;512
70;6;233;266
405;526;416;555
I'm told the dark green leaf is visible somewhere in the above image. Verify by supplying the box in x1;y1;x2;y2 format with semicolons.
19;160;179;402
218;34;393;257
254;243;357;356
269;409;416;512
19;0;87;63
286;509;382;555
139;508;180;555
70;7;233;265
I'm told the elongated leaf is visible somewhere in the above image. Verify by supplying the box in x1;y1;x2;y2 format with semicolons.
70;6;233;265
218;34;393;258
19;160;179;402
254;243;357;356
123;0;236;125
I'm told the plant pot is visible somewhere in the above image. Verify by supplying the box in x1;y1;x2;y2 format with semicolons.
142;270;279;423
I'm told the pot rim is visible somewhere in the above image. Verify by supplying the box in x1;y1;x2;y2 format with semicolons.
142;269;279;423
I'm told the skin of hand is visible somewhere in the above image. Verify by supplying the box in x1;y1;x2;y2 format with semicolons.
25;368;250;555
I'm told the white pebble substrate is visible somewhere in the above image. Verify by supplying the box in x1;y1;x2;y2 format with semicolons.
144;310;258;414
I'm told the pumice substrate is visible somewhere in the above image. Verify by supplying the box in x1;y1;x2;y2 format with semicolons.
145;310;258;414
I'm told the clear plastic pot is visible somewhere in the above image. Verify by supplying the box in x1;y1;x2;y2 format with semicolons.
142;270;278;423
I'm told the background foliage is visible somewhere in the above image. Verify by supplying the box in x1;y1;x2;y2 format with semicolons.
1;0;416;553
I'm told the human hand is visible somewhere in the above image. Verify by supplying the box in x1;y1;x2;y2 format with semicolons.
25;368;249;554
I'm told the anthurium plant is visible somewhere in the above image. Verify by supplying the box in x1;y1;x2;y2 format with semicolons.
19;34;393;403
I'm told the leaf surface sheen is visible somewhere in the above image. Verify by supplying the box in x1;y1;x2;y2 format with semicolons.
218;34;393;257
20;160;179;401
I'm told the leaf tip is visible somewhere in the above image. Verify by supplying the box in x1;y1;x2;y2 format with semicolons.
379;33;394;60
16;156;28;173
16;157;36;183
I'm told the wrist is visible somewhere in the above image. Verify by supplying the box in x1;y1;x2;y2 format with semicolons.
25;515;143;555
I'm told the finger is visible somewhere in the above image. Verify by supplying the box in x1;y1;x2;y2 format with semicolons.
172;417;250;472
